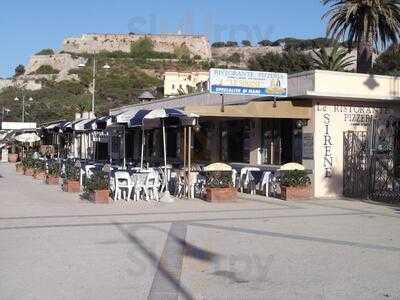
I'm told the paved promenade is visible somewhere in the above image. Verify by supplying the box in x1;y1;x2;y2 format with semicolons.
0;163;399;300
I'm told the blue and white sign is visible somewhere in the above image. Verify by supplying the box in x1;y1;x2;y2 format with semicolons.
209;68;287;97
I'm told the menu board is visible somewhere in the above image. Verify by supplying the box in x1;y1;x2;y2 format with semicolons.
302;133;314;160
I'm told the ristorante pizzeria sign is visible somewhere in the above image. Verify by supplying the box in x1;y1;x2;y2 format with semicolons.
317;103;394;126
209;68;288;97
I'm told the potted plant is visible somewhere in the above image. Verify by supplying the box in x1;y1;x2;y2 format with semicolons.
204;170;237;202
8;144;18;163
280;170;312;200
46;162;60;185
62;162;81;193
22;157;35;176
84;170;110;203
33;160;46;180
15;162;24;174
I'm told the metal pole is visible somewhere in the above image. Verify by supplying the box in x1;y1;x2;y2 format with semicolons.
188;126;192;198
183;127;187;171
92;52;96;115
140;128;145;169
22;94;25;122
220;94;225;112
162;120;168;191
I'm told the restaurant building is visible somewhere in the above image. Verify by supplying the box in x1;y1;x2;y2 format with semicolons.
110;70;400;199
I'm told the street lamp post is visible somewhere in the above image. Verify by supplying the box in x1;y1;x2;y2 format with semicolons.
78;53;110;116
14;95;33;122
1;107;11;123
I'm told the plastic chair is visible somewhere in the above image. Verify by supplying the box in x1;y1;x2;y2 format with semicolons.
240;167;260;194
114;171;134;201
258;171;272;198
143;171;159;201
232;169;238;188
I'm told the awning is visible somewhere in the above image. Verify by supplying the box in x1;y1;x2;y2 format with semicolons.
45;121;68;131
84;116;113;130
116;110;140;123
73;119;96;131
184;100;312;119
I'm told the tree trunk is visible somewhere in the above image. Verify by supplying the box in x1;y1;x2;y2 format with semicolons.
357;40;373;73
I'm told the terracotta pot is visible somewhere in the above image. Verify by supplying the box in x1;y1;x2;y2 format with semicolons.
16;164;24;174
8;153;18;163
280;185;312;201
33;171;47;180
63;180;80;193
46;176;59;185
205;187;237;202
24;168;34;176
89;190;110;204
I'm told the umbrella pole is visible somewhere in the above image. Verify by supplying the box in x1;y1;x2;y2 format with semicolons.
188;126;192;198
122;126;126;169
162;119;167;187
140;128;145;169
159;118;174;203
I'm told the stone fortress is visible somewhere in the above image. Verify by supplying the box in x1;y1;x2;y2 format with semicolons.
63;33;212;59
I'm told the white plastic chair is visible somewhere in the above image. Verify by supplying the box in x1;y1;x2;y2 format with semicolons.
232;169;238;188
240;167;261;194
258;171;272;198
144;171;159;201
114;171;134;201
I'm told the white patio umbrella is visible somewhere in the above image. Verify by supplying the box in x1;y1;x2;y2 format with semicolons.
15;132;41;143
130;108;199;202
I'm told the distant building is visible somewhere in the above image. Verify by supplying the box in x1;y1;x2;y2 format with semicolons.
164;71;209;97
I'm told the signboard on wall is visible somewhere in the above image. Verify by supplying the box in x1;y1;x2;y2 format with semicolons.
209;68;287;97
302;133;314;159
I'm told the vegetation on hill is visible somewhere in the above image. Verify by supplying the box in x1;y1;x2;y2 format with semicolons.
0;61;163;123
33;65;60;75
247;50;314;73
35;49;55;55
14;64;25;77
372;44;400;76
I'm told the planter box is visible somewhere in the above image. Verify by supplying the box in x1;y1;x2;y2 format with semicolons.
281;185;312;201
33;171;47;181
205;187;237;203
16;164;24;174
63;180;80;193
24;168;34;176
8;153;18;163
46;176;59;185
89;190;110;204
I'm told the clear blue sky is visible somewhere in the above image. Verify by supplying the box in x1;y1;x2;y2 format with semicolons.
0;0;327;78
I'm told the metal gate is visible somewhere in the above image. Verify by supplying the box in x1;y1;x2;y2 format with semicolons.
343;119;400;202
343;131;370;198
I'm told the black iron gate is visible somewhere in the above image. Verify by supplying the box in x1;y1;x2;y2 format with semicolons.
343;131;370;198
343;119;400;202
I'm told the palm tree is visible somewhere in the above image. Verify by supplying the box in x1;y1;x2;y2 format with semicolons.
312;44;355;71
322;0;400;73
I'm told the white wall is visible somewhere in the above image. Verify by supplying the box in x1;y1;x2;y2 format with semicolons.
312;99;400;198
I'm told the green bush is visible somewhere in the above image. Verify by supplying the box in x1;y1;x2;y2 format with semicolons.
64;162;80;181
242;40;251;46
211;42;226;48
36;49;55;55
84;170;109;193
15;64;25;76
247;50;314;74
33;160;46;172
224;52;241;64
280;170;311;187
48;162;61;177
205;171;233;188
34;65;60;75
174;43;191;59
